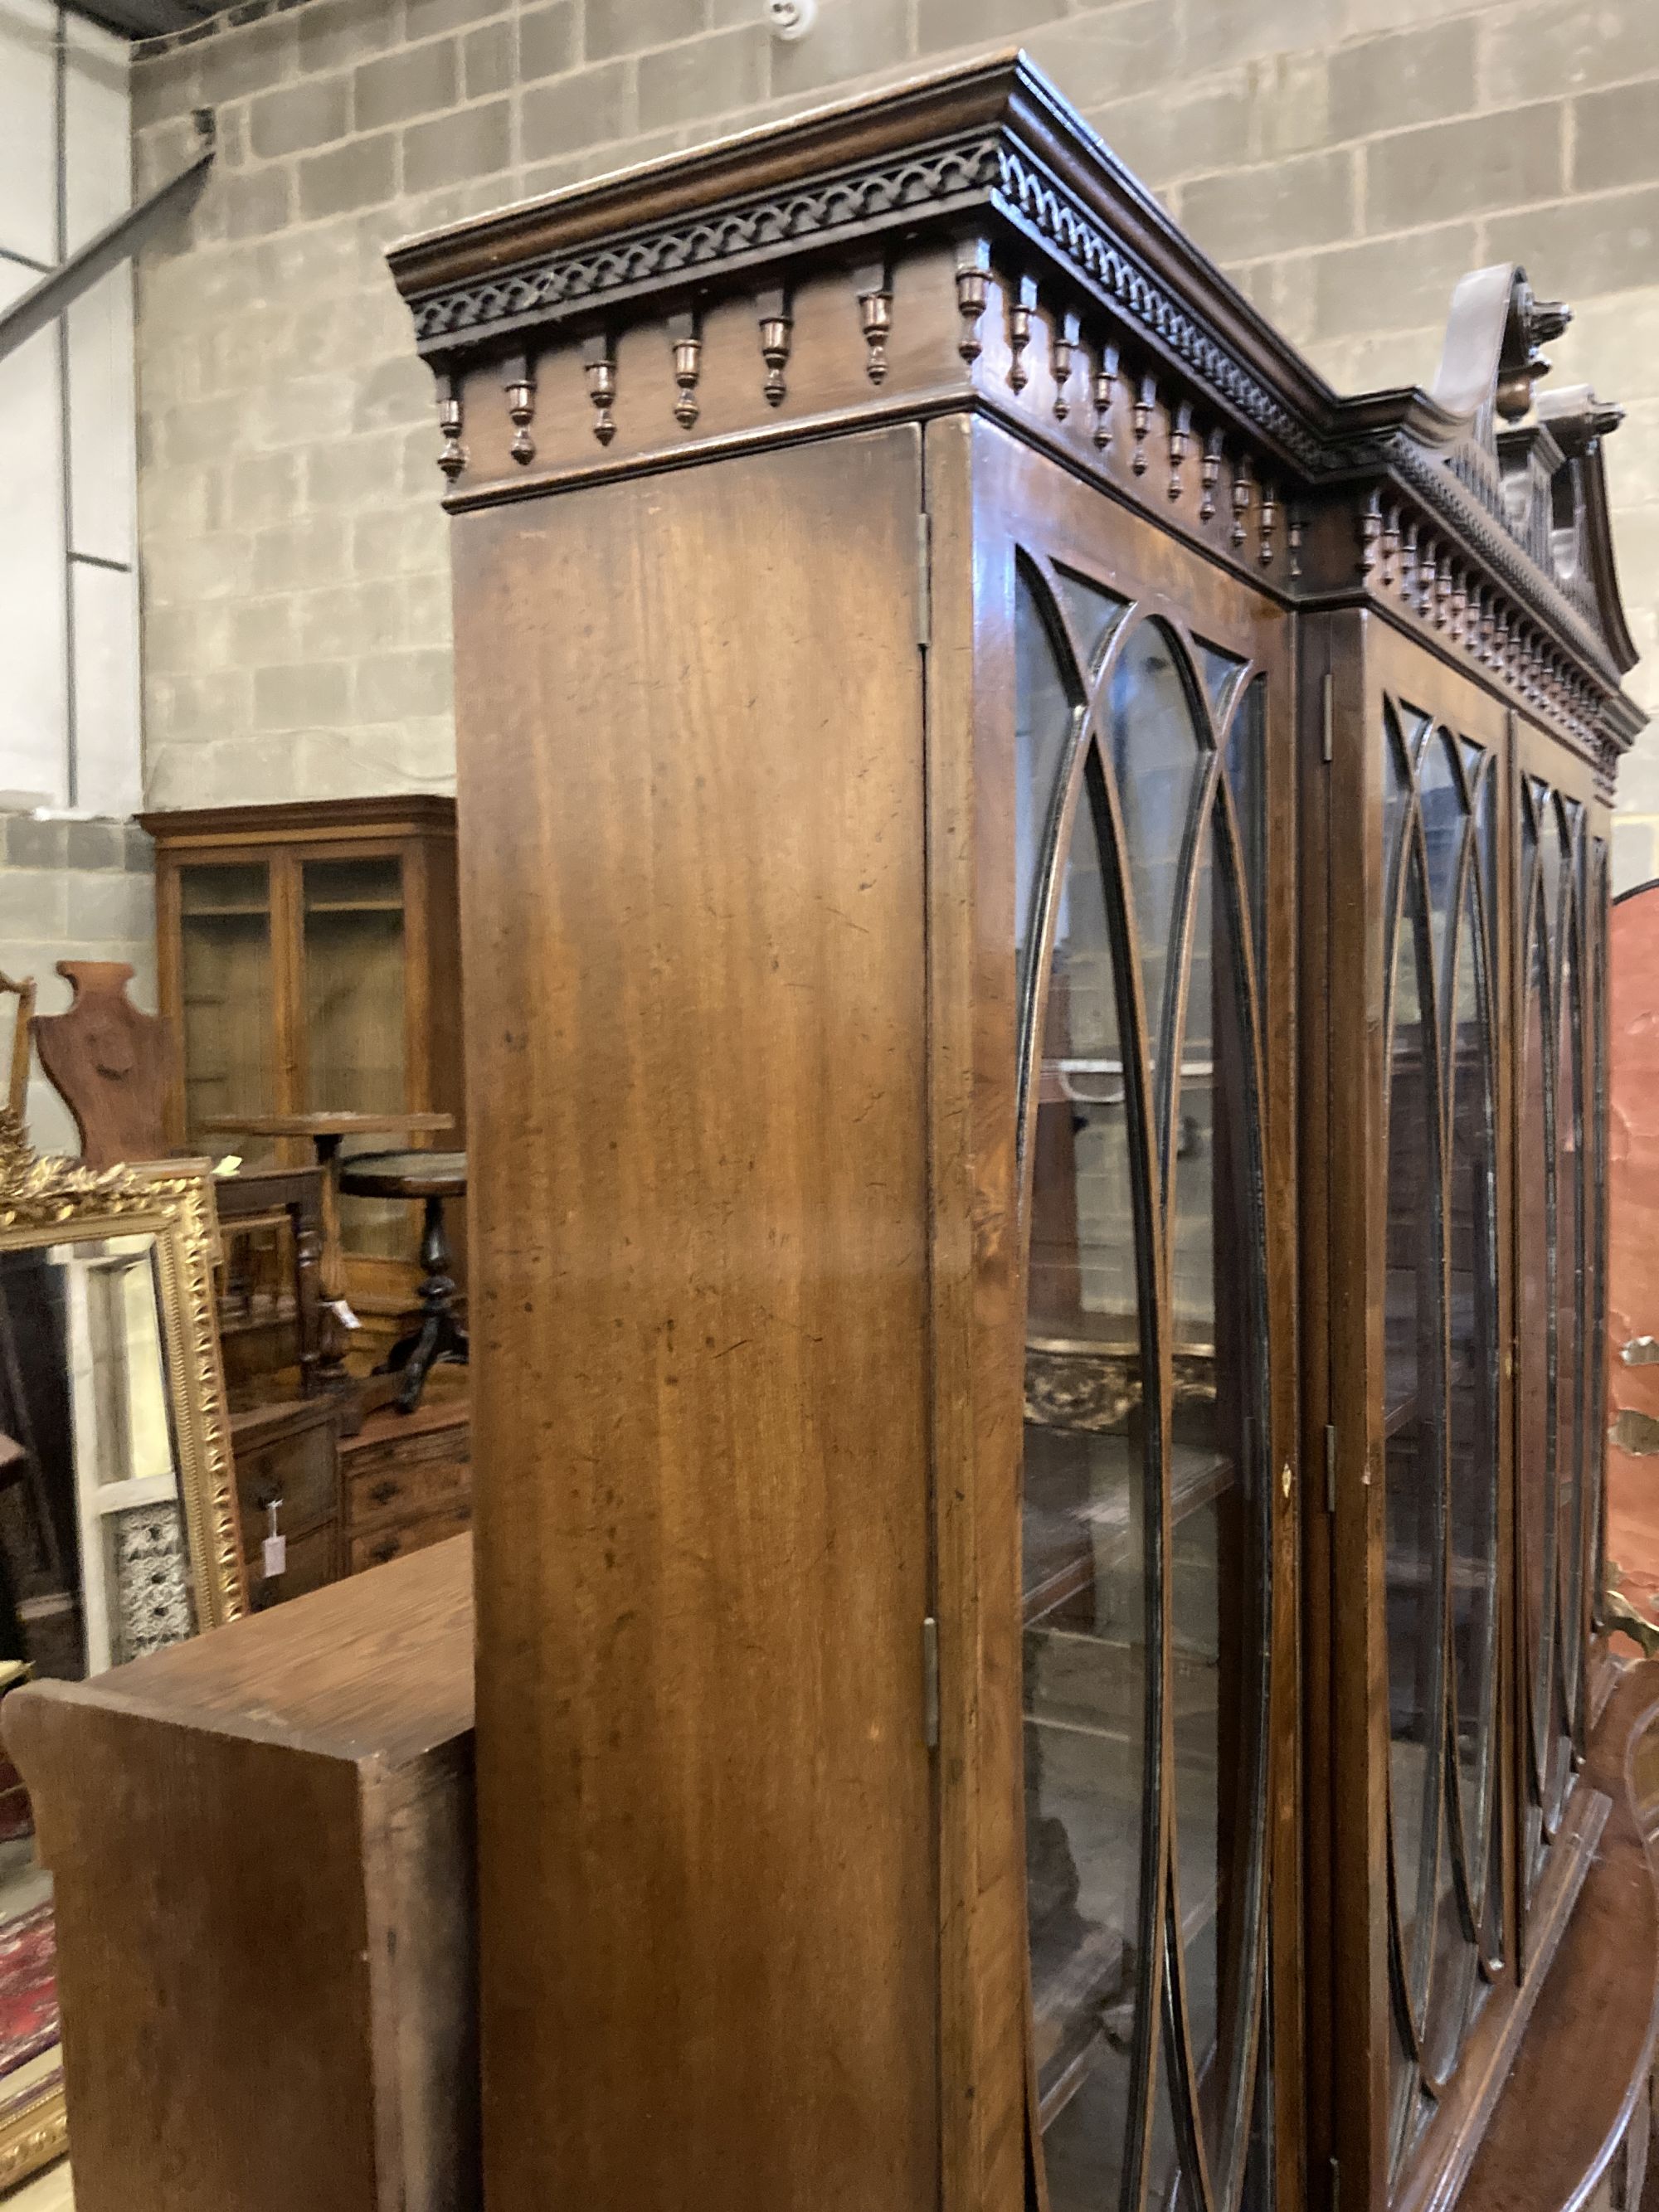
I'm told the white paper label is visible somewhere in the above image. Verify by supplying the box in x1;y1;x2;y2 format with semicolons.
262;1534;288;1578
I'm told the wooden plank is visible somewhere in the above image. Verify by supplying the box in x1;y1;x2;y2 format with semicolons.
2;1539;475;2212
450;427;938;2212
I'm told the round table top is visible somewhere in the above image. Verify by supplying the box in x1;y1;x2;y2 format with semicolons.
200;1111;455;1140
338;1149;468;1199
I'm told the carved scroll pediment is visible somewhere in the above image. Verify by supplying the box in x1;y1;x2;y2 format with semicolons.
1384;265;1636;677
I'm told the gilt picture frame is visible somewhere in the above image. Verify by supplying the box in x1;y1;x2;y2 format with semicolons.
0;1111;246;2190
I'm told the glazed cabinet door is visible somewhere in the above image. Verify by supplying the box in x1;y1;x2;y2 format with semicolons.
929;419;1298;2212
1510;722;1611;1932
1314;616;1512;2208
1313;617;1613;2212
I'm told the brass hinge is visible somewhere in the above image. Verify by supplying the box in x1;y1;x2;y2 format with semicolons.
1321;668;1335;763
1324;1422;1337;1514
917;509;932;649
922;1615;940;1748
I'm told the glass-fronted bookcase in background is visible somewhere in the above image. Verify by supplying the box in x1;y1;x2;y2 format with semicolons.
142;798;463;1349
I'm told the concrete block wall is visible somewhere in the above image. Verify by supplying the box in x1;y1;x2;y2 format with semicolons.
131;0;1659;878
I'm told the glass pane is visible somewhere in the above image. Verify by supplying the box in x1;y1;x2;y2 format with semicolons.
1418;730;1463;1001
1384;705;1412;912
1107;622;1205;1137
1588;840;1610;1628
1193;636;1247;728
1554;893;1584;1763
1146;2023;1185;2212
303;857;407;1259
1224;677;1268;1015
179;861;273;1152
1054;566;1129;677
1518;894;1554;1867
1024;759;1149;2205
1398;702;1433;762
1422;1786;1477;2088
1170;804;1269;2194
1016;570;1079;1016
1245;1968;1276;2212
1384;843;1444;2020
1446;863;1500;1923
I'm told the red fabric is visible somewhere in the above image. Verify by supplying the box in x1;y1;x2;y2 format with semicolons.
0;1903;57;2079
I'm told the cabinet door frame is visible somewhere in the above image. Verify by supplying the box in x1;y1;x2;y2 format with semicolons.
928;416;1301;2212
154;840;299;1152
1314;613;1613;2212
1315;612;1515;2210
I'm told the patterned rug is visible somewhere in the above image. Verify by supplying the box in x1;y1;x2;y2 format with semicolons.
0;1905;57;2080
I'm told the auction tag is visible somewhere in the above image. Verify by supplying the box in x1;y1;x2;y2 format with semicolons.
262;1534;287;1578
328;1297;362;1332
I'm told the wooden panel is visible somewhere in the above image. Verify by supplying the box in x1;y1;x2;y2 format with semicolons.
924;412;1028;2212
2;1538;476;2212
450;427;937;2212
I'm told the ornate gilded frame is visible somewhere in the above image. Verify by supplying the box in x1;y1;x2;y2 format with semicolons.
0;1111;246;2189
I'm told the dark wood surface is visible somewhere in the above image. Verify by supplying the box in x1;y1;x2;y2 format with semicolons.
397;56;1651;2212
201;1113;455;1140
31;960;175;1167
338;1150;468;1200
1460;1660;1659;2211
453;427;937;2212
2;1537;475;2212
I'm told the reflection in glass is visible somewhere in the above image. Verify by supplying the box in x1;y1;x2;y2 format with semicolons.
0;1237;190;1681
1518;892;1554;1870
179;861;273;1154
1225;678;1268;1015
1445;859;1499;1928
1170;805;1267;2197
1588;840;1611;1629
1553;886;1584;1791
1024;757;1149;2205
1418;732;1462;994
1054;568;1130;678
1146;2030;1185;2212
1017;571;1080;1014
1108;623;1204;1137
1384;708;1411;912
1384;843;1443;2019
1193;637;1247;727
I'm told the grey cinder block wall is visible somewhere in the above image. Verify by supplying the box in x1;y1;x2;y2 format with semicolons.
131;0;1659;879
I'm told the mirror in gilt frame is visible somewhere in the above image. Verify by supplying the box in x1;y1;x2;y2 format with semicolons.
0;1111;246;2191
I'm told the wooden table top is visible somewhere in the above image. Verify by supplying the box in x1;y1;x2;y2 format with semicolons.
200;1111;455;1140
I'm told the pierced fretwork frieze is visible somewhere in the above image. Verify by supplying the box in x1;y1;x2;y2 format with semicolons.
1360;490;1618;785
